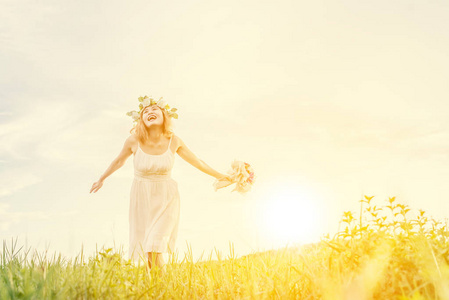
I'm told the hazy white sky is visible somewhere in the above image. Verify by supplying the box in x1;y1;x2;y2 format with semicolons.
1;0;449;262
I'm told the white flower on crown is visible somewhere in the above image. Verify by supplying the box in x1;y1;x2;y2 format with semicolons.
142;98;151;107
157;99;167;108
131;111;140;121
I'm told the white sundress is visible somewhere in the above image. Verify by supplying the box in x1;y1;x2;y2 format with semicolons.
128;136;180;262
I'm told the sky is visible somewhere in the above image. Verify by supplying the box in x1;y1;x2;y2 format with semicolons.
1;0;449;263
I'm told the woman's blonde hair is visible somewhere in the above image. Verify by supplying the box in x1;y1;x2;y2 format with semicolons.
129;105;174;143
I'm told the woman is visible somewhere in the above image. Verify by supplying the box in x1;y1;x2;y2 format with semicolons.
90;98;229;271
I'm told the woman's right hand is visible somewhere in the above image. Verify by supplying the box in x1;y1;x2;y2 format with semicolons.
90;180;104;193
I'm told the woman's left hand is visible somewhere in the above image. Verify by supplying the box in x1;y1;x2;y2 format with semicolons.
216;173;231;181
213;173;233;191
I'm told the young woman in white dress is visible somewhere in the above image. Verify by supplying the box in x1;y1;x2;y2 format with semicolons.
90;100;229;271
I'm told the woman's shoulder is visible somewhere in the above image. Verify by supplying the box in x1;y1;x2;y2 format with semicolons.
126;134;139;145
170;134;185;153
171;133;184;144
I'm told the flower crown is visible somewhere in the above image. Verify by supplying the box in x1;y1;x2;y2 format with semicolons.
126;95;178;123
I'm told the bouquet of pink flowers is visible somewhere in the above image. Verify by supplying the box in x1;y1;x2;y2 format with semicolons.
213;160;255;194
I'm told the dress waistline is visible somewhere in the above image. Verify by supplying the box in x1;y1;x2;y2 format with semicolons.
134;172;171;182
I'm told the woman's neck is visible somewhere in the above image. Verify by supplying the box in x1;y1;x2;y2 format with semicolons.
146;126;164;142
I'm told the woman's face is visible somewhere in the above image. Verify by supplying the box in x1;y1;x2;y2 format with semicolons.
142;105;164;128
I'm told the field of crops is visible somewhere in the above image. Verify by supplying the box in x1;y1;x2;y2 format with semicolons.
2;196;449;299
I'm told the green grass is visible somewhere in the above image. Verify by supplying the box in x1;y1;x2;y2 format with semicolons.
2;196;449;299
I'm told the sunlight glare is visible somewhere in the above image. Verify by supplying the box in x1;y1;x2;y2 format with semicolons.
258;185;322;246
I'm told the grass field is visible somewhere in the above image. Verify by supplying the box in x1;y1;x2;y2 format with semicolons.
2;196;449;299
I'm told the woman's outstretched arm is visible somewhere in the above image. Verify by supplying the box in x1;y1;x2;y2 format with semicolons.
176;136;227;180
90;135;135;193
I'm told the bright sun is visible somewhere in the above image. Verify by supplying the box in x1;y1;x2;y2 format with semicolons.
258;185;323;246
